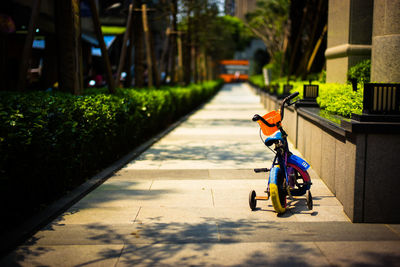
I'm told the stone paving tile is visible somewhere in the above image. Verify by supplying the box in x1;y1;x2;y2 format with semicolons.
122;83;273;171
57;206;139;225
217;222;400;243
115;169;211;180
23;224;143;246
129;221;220;244
208;169;266;179
386;224;400;238
100;179;152;188
71;181;165;208
116;242;330;267
316;241;400;267
1;245;123;267
134;207;217;224
123;139;273;169
289;205;350;222
215;207;300;222
167;126;258;136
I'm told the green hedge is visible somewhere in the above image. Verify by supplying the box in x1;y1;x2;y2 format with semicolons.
285;82;363;118
249;75;363;119
316;83;363;118
347;59;371;84
248;75;264;89
0;80;222;229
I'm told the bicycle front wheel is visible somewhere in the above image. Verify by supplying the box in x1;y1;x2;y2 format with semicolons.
269;167;287;214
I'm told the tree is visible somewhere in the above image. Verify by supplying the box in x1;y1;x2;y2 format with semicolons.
133;0;145;87
204;15;253;61
245;0;290;68
178;3;253;83
129;0;253;85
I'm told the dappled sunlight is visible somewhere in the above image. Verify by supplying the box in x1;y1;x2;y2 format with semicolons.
132;143;274;162
6;216;398;266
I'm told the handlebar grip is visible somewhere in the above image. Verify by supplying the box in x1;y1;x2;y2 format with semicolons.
287;92;299;100
252;114;276;127
280;92;299;121
252;114;261;122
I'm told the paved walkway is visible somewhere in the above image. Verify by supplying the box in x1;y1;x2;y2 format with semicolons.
2;83;400;266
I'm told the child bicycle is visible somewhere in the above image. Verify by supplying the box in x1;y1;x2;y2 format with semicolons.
249;92;313;214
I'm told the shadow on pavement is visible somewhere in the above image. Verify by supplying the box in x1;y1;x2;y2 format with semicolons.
3;213;400;266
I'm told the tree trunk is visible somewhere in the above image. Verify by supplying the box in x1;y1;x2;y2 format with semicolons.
160;28;170;83
177;33;184;83
169;0;178;84
288;1;310;76
88;0;114;93
55;0;84;95
207;55;213;81
142;4;153;87
42;35;58;89
193;11;199;83
184;12;192;85
17;0;41;92
296;0;325;77
115;3;134;88
133;0;144;87
126;8;134;87
306;24;327;74
149;28;160;88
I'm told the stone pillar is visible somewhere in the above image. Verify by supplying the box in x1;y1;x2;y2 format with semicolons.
370;0;400;83
325;0;373;83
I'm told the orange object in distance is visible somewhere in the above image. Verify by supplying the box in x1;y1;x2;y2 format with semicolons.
219;60;249;83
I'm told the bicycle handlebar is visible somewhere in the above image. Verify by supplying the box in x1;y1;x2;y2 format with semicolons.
286;91;299;101
252;92;299;127
252;114;276;127
280;92;299;120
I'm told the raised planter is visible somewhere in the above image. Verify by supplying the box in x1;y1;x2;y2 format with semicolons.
296;83;320;107
251;82;400;223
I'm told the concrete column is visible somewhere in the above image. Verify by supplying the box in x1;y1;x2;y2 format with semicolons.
370;0;400;83
325;0;373;83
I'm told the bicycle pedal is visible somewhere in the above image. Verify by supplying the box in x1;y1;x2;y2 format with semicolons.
254;168;270;173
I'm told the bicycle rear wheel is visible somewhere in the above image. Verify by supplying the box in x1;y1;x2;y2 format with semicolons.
288;163;311;196
269;167;287;214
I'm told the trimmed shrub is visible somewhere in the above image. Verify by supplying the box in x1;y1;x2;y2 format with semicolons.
250;76;363;120
0;80;222;230
317;83;363;118
287;82;362;118
249;74;265;89
347;59;371;84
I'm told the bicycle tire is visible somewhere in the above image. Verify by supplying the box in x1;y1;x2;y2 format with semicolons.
269;167;287;214
287;163;311;196
249;190;257;211
306;190;313;210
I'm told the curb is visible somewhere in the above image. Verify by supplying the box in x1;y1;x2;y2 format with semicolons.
0;104;199;257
